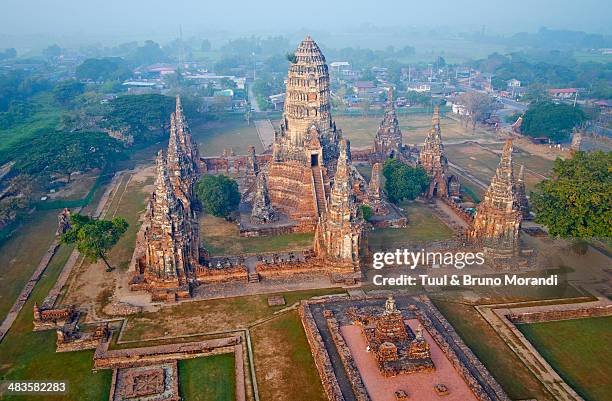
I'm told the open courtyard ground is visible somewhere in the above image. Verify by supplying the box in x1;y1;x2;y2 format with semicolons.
335;113;494;148
251;310;327;401
191;118;263;157
368;201;454;250
517;316;612;401
120;288;345;342
199;214;314;256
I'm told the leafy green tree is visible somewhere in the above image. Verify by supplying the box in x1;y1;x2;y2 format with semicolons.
195;175;240;218
531;151;611;238
53;79;85;105
360;205;373;221
61;214;129;271
76;57;132;82
382;159;429;204
11;131;125;181
521;101;586;142
103;94;174;142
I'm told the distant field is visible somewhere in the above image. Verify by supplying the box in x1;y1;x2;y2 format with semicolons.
191;118;263;157
518;317;612;401
199;214;314;256
336;113;492;148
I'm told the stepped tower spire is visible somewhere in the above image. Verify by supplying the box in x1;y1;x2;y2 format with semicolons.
469;139;522;260
420;105;449;197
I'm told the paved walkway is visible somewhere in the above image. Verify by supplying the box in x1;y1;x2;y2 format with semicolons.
253;119;275;151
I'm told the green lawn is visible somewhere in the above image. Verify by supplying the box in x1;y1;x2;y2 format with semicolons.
0;244;112;401
518;317;612;401
178;354;236;401
199;214;314;256
368;201;453;249
432;299;553;401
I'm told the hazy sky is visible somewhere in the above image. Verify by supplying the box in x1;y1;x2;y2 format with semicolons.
1;0;611;45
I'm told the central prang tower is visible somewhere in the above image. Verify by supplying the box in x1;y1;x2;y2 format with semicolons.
268;36;341;229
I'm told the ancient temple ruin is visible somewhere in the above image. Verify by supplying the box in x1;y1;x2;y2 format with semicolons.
267;36;341;230
514;164;529;218
314;139;364;272
373;88;403;160
469;139;522;259
250;172;277;224
354;295;435;377
131;96;204;300
366;162;388;215
420;105;460;198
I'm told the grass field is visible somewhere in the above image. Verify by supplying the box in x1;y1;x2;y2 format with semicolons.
178;354;236;401
0;243;112;401
432;299;553;401
336;113;492;148
0;209;60;319
445;142;553;194
199;214;314;256
121;287;345;342
518;317;612;401
251;311;327;401
191;118;263;157
368;201;454;249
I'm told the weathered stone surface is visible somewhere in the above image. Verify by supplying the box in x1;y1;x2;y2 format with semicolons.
469;139;522;259
373;88;403;159
420;105;458;198
514;164;529;218
314;139;364;271
131;96;204;299
250;172;277;224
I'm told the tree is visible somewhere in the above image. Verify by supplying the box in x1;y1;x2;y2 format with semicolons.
521;101;586;142
11;131;125;181
103;94;175;143
360;205;373;221
76;57;132;82
42;44;61;59
458;92;501;128
53;79;85;105
523;83;549;103
201;40;211;52
195;175;240;218
382;159;429;204
531;151;611;238
61;214;128;271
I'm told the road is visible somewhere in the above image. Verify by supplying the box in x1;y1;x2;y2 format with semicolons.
248;83;261;112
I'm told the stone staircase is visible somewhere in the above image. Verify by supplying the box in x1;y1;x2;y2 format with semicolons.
247;272;260;283
312;166;326;215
